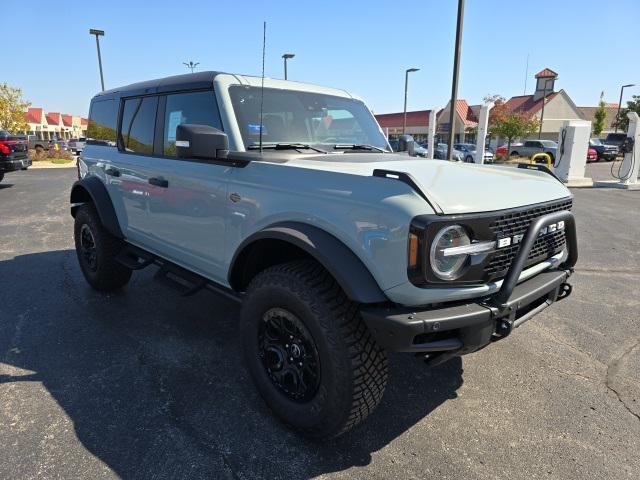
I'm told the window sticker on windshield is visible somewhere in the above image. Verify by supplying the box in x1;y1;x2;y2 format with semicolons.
248;123;266;135
167;110;183;141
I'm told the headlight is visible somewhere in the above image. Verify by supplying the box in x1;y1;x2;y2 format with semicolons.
429;225;470;280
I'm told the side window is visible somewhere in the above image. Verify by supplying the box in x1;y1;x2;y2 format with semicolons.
524;141;534;147
87;99;117;146
119;96;158;155
163;90;222;156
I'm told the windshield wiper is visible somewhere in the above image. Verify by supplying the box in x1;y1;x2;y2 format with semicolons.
333;143;386;153
248;143;328;153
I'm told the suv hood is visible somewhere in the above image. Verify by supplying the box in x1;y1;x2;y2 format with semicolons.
282;153;570;214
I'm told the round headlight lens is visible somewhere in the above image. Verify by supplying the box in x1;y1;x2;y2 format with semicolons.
430;225;471;280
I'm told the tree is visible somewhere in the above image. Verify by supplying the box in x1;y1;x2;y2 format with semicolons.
612;94;640;133
489;112;539;159
0;83;30;133
592;91;607;136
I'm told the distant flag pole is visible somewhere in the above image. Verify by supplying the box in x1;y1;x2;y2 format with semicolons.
524;53;529;95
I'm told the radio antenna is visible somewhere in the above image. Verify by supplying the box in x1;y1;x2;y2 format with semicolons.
259;21;266;153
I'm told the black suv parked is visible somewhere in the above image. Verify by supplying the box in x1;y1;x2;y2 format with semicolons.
0;130;31;182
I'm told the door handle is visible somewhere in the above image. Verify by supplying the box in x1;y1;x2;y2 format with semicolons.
148;177;169;188
105;167;120;177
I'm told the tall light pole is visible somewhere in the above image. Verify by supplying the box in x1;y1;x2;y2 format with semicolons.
403;68;420;134
615;83;635;132
183;61;200;73
538;77;555;139
282;53;295;80
89;29;105;91
447;0;464;160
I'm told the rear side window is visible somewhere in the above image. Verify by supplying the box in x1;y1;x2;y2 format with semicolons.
162;90;222;156
87;99;117;146
119;96;158;155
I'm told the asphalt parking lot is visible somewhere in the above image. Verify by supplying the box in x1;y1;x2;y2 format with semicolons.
1;164;639;479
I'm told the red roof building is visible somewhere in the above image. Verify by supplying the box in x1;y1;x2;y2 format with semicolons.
502;68;585;140
21;108;88;140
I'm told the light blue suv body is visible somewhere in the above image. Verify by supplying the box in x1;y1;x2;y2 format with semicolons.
71;72;578;437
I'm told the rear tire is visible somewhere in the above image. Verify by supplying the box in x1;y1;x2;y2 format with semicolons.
240;260;388;439
74;204;132;291
0;173;4;183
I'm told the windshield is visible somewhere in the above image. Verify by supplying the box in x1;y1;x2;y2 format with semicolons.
540;140;557;147
590;138;602;145
229;86;388;151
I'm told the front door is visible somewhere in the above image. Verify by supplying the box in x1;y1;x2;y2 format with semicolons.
136;90;230;283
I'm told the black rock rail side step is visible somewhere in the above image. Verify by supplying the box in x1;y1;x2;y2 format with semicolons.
154;261;208;297
115;242;242;302
115;244;156;270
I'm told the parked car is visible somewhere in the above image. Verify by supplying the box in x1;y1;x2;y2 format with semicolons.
68;138;86;154
587;147;598;162
589;138;618;161
71;71;577;439
496;142;521;158
387;137;428;157
27;134;50;152
604;133;627;155
434;143;464;161
510;139;558;161
0;130;31;182
453;143;494;163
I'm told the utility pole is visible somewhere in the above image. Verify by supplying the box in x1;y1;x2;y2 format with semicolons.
403;68;420;134
89;29;105;91
282;53;295;80
183;61;200;73
447;0;465;160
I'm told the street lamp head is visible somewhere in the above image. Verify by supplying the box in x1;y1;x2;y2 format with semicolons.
406;68;420;73
89;29;104;36
282;53;295;60
623;84;635;88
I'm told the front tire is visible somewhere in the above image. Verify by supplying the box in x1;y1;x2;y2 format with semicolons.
240;260;388;439
74;204;132;291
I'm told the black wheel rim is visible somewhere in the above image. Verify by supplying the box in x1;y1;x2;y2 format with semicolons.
79;224;98;271
258;308;320;402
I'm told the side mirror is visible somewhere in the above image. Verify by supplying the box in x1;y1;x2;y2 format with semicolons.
398;134;416;156
176;124;229;160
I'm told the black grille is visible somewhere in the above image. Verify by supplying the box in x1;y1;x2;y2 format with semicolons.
485;199;572;279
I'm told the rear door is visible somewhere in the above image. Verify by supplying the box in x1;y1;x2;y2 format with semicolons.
132;89;231;283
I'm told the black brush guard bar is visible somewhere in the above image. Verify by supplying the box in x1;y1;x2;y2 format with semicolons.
492;210;577;306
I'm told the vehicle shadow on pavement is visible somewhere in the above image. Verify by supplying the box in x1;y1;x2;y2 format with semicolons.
0;183;14;190
0;250;463;480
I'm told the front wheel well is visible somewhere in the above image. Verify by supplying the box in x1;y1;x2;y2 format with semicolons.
229;238;313;292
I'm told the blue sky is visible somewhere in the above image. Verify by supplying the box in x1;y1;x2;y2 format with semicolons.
3;0;639;116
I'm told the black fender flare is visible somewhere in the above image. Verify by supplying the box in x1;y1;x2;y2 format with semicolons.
70;176;123;238
229;222;388;304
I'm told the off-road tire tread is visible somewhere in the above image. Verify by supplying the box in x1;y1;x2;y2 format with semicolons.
74;203;131;291
245;259;388;438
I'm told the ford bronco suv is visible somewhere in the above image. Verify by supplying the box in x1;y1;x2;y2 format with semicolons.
71;72;577;439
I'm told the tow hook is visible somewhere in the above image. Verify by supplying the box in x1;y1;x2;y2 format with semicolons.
494;318;513;338
557;282;572;301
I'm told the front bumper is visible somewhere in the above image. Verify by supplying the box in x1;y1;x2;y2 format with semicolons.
0;157;31;172
362;269;570;354
361;210;577;363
